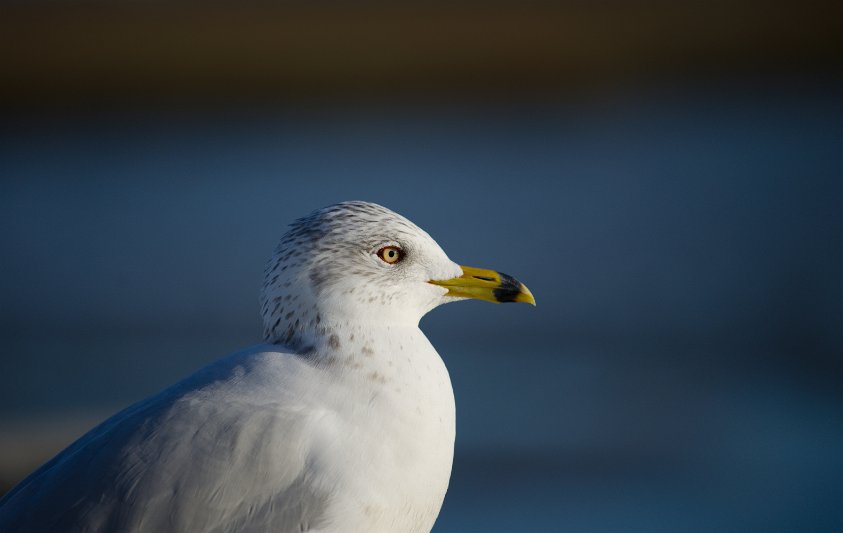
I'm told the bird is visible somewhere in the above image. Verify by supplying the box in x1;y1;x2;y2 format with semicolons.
0;201;535;533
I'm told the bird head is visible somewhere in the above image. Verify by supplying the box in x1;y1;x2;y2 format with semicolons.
260;201;534;347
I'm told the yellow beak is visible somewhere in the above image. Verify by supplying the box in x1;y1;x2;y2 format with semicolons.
428;265;536;305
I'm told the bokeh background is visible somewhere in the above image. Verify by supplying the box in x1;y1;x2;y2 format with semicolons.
1;1;842;530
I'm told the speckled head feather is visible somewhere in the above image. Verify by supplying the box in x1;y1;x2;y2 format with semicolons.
260;201;462;348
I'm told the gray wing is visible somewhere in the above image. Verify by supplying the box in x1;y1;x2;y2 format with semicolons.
0;347;333;533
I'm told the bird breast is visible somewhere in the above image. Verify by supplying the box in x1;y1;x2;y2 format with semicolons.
311;325;457;532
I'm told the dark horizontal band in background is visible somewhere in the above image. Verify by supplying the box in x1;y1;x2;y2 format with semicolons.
0;1;840;108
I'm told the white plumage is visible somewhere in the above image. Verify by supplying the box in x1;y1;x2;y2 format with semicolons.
0;201;533;532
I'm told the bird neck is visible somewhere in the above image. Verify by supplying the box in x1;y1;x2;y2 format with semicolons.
265;313;421;357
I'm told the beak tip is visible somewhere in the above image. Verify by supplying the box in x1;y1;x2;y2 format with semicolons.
518;286;537;306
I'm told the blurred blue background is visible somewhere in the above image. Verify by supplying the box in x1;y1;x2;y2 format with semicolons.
1;1;842;531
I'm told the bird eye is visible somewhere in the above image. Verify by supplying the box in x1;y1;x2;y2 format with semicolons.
376;246;404;264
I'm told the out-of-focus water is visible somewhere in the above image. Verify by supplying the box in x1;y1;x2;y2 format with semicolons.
1;81;841;530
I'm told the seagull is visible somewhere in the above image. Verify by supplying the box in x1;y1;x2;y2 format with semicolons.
0;201;535;533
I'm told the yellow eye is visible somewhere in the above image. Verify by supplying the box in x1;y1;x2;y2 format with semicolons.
377;246;404;264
